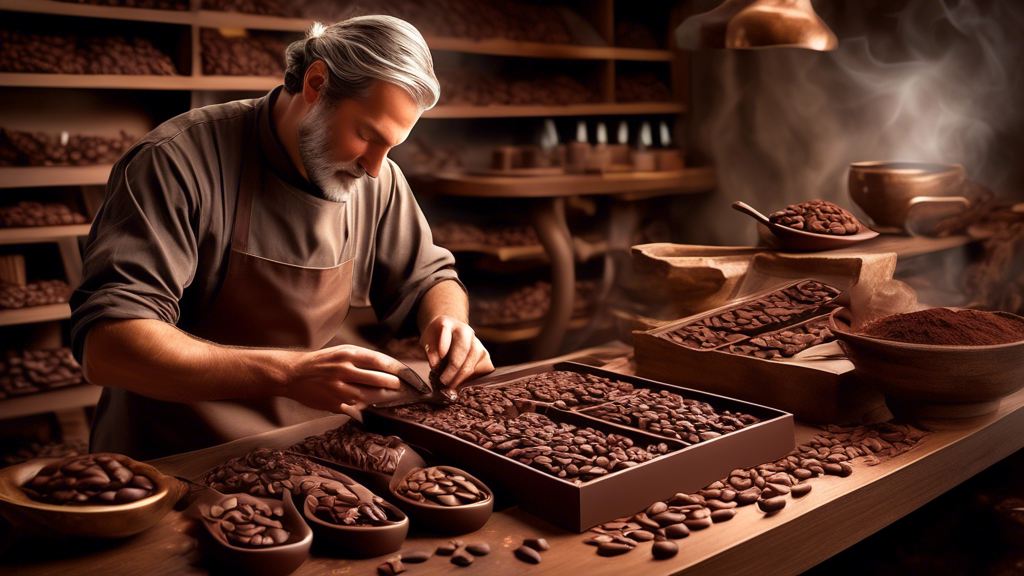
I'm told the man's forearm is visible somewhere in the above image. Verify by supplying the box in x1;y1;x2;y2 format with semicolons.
416;279;469;332
83;319;293;403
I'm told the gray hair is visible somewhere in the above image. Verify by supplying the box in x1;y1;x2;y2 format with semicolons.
284;16;440;110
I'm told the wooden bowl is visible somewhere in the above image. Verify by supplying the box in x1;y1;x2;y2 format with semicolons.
193;489;312;576
0;454;187;539
388;466;493;535
829;308;1024;418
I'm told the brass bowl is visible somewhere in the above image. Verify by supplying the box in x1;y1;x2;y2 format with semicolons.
388;466;493;535
829;308;1024;418
0;454;187;539
848;161;967;230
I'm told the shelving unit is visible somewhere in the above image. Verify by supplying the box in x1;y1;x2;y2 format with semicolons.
0;224;92;245
0;304;72;327
0;0;697;417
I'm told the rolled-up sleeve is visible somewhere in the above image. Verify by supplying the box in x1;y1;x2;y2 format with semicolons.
70;144;200;363
369;161;464;335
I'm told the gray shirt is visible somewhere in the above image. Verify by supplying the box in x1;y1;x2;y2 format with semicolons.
71;86;462;362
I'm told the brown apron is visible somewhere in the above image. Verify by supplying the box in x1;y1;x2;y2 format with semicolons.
90;120;354;459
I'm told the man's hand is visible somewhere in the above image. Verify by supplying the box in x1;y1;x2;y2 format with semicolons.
420;315;494;389
283;345;406;412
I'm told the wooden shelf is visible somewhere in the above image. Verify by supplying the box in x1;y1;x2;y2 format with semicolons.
0;304;71;327
413;166;716;198
0;73;191;90
0;383;101;421
831;234;975;258
0;2;674;63
0;224;91;245
475;316;591;343
0;0;194;24
422;102;686;118
441;236;608;263
0;165;114;188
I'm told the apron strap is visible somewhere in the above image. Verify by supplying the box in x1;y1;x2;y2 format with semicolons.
230;121;262;253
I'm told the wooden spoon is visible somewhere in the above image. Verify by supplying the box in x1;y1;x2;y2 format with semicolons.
732;201;879;251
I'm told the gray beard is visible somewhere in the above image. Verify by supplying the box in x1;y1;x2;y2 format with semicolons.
296;100;365;203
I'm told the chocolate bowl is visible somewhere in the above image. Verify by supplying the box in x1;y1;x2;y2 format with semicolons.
829;308;1024;418
191;489;312;576
293;476;409;558
0;454;187;539
388;465;493;535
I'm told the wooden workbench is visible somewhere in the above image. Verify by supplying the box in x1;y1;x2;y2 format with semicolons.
2;348;1023;576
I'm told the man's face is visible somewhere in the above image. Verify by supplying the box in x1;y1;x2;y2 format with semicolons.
297;80;421;202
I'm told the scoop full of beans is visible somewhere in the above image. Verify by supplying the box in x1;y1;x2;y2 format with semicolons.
395;467;488;507
202;495;291;548
21;454;155;505
296;476;397;527
769;199;862;235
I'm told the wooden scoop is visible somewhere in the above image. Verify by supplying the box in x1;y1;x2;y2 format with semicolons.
732;201;879;251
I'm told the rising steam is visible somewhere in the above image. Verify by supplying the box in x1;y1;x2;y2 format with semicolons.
681;0;1024;245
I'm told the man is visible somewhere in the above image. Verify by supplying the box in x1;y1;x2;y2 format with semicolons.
70;16;493;460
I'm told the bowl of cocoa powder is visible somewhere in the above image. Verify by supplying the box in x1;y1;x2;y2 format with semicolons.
829;307;1024;418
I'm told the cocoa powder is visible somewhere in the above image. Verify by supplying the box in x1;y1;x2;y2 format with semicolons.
860;308;1024;346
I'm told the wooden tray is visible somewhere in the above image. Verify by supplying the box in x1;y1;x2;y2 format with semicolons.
363;362;794;533
634;280;889;424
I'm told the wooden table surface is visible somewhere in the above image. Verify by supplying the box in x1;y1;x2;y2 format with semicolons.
3;351;1023;576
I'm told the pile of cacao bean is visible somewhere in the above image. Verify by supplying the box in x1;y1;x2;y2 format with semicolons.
0;29;178;75
769;199;863;235
202;448;345;497
21;453;156;505
0;128;136;167
728;317;835;359
202;495;292;548
0;280;72;309
659;280;840;350
580;388;761;444
0;347;84;400
470;280;596;328
395;466;488;506
431;221;539;248
200;29;287;77
586;423;929;560
54;0;189;9
0;202;88;227
436;70;599;107
616;73;671;103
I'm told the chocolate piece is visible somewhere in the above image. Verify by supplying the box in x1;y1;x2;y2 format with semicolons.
399;550;432;563
791;483;813;498
290;422;406;474
436;540;463;556
377;558;405;576
514;545;542;564
757;496;787;514
710;509;736;523
466;542;490;556
597;542;633;556
663;523;690;539
451;548;474;566
651;540;679;560
202;448;342;497
625;530;654;542
523;537;550;551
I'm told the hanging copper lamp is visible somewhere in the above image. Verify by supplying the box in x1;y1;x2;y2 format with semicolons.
675;0;838;51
